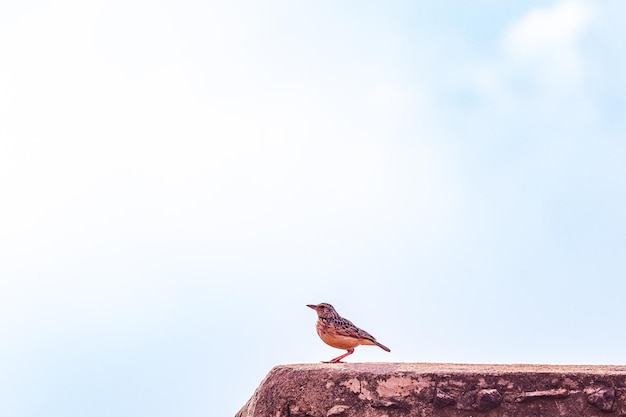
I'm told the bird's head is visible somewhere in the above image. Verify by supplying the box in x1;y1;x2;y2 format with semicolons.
307;303;340;319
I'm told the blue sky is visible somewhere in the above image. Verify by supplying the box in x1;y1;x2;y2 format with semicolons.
1;1;625;416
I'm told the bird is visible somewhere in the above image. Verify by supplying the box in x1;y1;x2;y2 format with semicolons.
307;302;390;363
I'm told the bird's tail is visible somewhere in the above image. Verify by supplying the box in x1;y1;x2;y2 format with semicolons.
374;340;391;352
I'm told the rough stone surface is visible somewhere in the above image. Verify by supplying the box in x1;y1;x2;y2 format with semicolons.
326;404;350;416
433;388;456;408
236;363;626;417
587;386;616;412
473;388;502;411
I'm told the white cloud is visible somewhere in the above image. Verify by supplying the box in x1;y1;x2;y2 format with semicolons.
466;0;597;110
505;1;594;54
502;0;595;85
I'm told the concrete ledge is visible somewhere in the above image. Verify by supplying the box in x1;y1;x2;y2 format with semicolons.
236;363;626;417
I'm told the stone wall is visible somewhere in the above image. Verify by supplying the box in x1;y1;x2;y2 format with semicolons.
237;363;626;417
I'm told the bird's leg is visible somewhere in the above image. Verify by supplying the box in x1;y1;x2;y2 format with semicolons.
324;348;355;363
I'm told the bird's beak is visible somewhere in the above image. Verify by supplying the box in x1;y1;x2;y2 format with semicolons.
306;304;317;310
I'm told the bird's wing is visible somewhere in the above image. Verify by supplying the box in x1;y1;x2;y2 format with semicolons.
331;317;378;342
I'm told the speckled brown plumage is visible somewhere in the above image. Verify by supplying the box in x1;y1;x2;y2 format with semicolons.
307;303;390;363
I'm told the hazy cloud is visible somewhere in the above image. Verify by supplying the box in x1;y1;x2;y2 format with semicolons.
503;0;595;85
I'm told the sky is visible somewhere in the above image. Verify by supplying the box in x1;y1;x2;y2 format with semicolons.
1;0;626;416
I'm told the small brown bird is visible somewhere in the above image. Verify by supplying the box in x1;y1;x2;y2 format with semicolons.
307;303;390;363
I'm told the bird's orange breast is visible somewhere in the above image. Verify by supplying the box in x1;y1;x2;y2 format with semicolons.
316;321;362;349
